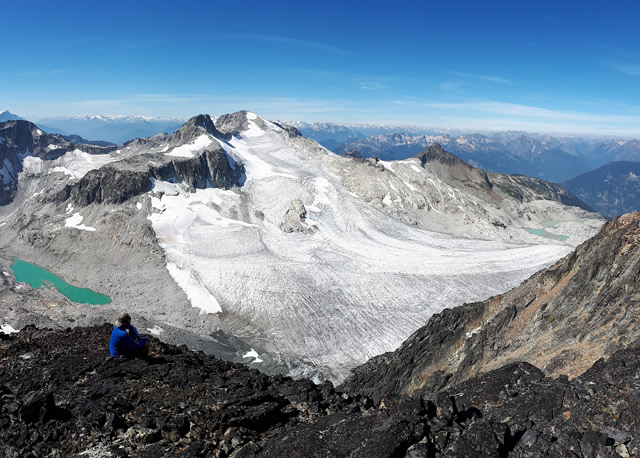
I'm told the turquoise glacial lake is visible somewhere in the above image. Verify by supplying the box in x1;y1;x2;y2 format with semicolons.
10;259;111;305
524;228;568;242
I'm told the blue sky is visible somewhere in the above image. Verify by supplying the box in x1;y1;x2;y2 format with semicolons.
3;0;640;135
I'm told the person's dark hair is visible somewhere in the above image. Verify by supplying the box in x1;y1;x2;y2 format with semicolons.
115;312;131;327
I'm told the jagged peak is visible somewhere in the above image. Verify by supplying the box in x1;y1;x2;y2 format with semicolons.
170;114;228;144
182;114;222;135
414;143;469;168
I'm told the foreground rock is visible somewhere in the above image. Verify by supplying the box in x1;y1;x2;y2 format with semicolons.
1;324;639;457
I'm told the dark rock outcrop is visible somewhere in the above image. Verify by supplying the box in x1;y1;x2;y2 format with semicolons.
63;167;153;206
1;324;640;457
60;144;244;206
0;325;406;457
149;144;243;191
341;213;640;403
57;115;245;206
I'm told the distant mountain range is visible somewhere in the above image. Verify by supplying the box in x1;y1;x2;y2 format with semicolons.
291;122;640;184
562;161;640;219
35;115;185;144
4;111;640;216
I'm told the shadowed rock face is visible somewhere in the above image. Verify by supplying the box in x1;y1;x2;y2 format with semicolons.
62;167;152;205
341;212;640;403
55;115;245;206
170;114;230;144
1;324;639;457
0;120;115;205
60;146;244;206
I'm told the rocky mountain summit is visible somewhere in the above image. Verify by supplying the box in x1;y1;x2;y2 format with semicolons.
341;212;640;403
1;319;639;456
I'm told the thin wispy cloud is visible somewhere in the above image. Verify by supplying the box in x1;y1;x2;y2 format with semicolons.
230;33;349;56
389;98;640;136
450;71;513;84
353;77;385;91
610;62;640;77
440;81;464;91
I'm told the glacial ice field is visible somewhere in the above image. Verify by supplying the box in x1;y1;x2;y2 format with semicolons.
146;114;578;382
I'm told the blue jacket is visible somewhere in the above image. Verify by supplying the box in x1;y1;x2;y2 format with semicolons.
109;324;148;357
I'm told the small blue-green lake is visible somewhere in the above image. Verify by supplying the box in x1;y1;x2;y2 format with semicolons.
10;259;111;305
524;228;568;242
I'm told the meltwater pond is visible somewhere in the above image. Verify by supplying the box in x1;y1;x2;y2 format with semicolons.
10;259;111;305
524;228;569;242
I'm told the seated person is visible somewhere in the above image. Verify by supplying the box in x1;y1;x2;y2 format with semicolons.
109;312;148;358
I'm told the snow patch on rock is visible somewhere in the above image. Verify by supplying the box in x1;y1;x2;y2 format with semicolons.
243;348;264;363
165;134;212;158
65;213;96;232
1;324;19;334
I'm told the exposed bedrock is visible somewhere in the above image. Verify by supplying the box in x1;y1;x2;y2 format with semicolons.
61;167;152;206
0;120;114;205
150;145;244;191
1;324;639;457
60;145;244;206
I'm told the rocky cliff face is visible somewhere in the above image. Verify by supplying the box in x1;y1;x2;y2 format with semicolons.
53;115;244;206
341;213;640;404
60;145;243;206
0;120;114;205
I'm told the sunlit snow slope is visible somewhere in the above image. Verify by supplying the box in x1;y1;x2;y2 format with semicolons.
147;113;582;382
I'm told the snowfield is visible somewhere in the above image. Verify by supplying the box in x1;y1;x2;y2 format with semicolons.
147;114;582;382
